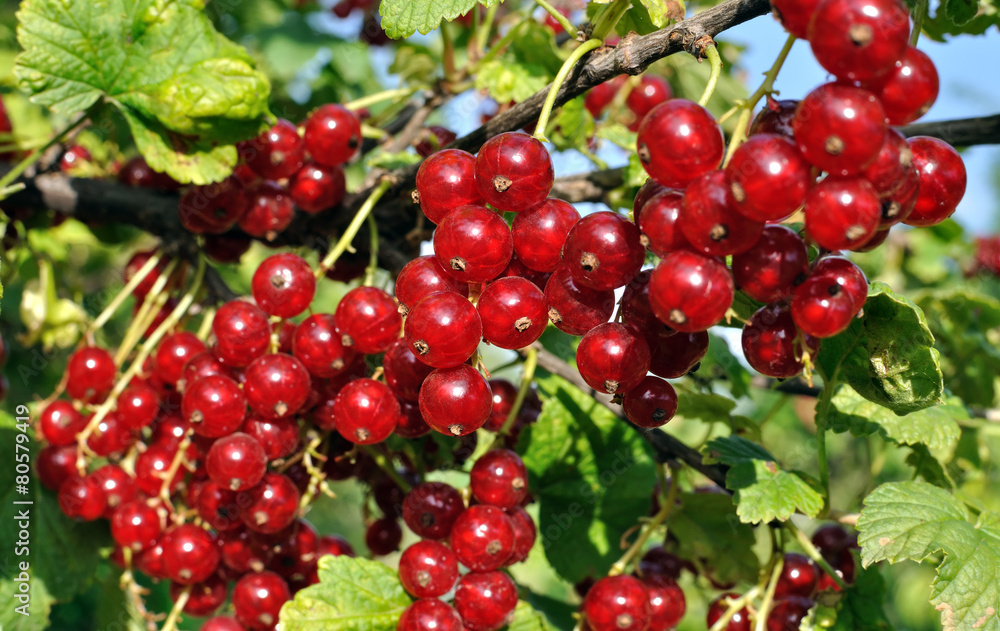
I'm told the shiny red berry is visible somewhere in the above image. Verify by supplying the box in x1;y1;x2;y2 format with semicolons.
289;161;346;213
433;205;513;283
419;364;492;437
404;292;483;368
726;134;813;222
680;170;764;256
478;277;548;350
637;99;724;188
470;449;528;509
454;571;518;631
563;211;644;290
804;177;881;251
161;524;220;585
207;432;268;491
239;182;295;240
707;593;751;631
334;287;402;354
731;225;809;304
506;505;537;564
742;302;820;378
626;76;673;121
293;313;357;378
399;599;464;631
399;540;459;598
58;474;107;521
774;553;820;599
511;198;581;273
415;149;484;223
793;84;886;177
868;46;939;125
582;575;653;631
644;575;686;630
182;374;246;437
649;251;734;333
233;570;291;631
577;323;651;395
807;0;910;83
67;346;115;403
860;128;913;197
242;473;301;534
637;189;689;257
38;400;85;446
333;378;400;444
154;331;206;387
904;136;966;227
213;301;271;367
791;274;858;339
240;119;305;180
544;265;615;336
475;132;554;213
243;353;312;419
252;253;316;318
303;104;361;167
365;517;403;555
111;499;163;551
622;376;678;428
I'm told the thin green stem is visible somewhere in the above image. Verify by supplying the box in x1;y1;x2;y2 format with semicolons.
0;115;88;197
361;446;413;492
910;0;926;45
317;178;392;277
755;554;785;631
723;34;796;166
114;258;180;367
491;347;539;446
477;21;528;67
785;521;849;590
85;252;162;337
477;5;500;55
343;88;417;112
590;0;630;43
363;214;379;287
814;377;839;516
609;466;680;576
698;45;724;107
535;0;577;36
161;585;191;631
441;22;458;82
708;587;761;631
535;39;603;142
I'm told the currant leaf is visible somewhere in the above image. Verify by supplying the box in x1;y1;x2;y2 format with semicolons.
507;601;561;631
14;0;271;184
858;481;1000;631
669;493;760;584
816;281;944;415
475;60;552;104
379;0;500;39
824;565;894;631
828;385;964;463
279;555;412;630
518;373;657;583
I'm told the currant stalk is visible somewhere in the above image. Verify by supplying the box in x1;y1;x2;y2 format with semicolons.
364;214;380;287
491;347;539;446
161;585;191;631
362;445;413;493
723;34;796;166
608;465;679;576
114;258;181;366
159;431;193;511
317;178;392;278
0;114;88;201
698;44;723;107
85;252;162;338
784;521;849;590
754;554;785;631
535;0;577;35
708;587;761;631
535;39;603;143
343;88;418;112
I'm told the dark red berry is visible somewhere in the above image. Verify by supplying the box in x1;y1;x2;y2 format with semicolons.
289;161;346;213
812;256;868;309
766;596;815;631
293;313;357;378
623;376;678;428
470;449;528;509
37;444;78;491
743;302;820;378
161;524;220;585
399;599;464;631
404;292;483;369
680;170;764;256
178;177;249;234
707;593;751;631
544;265;615;336
731;225;809;304
242;473;301;534
207;432;268;491
233;571;291;631
240;119;305;180
365;517;403;555
726;134;813;222
419;364;492;437
636;190;689;257
749;97;799;137
415;149;484;223
774;553;820;599
475;132;554;213
511;198;580;273
621;270;674;339
904;136;966;227
415;125;458;157
804;177;881;251
213;301;271;367
58;474;107;521
454;571;518;631
402;482;465;540
203;616;246;631
67;346;115;403
171;574;228;617
644;574;686;630
383;338;434;401
196;481;243;531
807;0;910;83
243;413;300;461
647;330;709;379
577;323;651;395
433;205;513;283
506;505;537;564
303;104;361;167
239;182;295;240
637;99;724;188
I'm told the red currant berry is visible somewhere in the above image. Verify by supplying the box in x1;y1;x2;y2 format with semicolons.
403;482;465;539
161;524;220;585
58;474;107;521
511;198;581;273
383;339;434;401
178;351;231;391
293;313;357;378
38;400;84;446
123;249;168;298
807;0;910;83
433;205;513;283
577;323;651;395
649;251;734;333
36;444;78;491
544;265;615;336
243;413;300;460
252;253;316;318
478;277;548;350
196;481;243;531
450;504;515;571
868;46;939;125
791;274;858;339
636;189;689;257
506;505;537;564
240;119;305;180
153;331;206;387
334;378;400;444
171;574;228;617
117;382;160;430
366;517;403;555
67;346;115;403
812;524;856;555
804;177;881;251
793;84;886;176
743;302;820;378
770;0;820;37
470;449;528;509
626;75;673;121
178;177;249;234
582;575;652;631
395;256;469;316
318;534;356;559
644;574;686;630
92;463;138;517
563;211;644;290
904;137;966;227
707;593;751;631
239;182;295;240
637;99;724;188
233;570;291;631
621;270;674;339
213;300;271;367
623;376;678;428
183;374;247;437
646;328;708;377
244;353;311;419
134;443;185;496
415;149;485;223
454;571;518;631
289;161;346;213
203;616;246;631
335;286;402;354
812;256;868;309
207;432;268;491
415;125;458;157
399;599;464;631
634;178;671;215
749;97;799;138
242;472;301;534
880;165;920;227
680;170;764;256
475;132;554;213
86;411;137;458
766;596;815;631
774;553;819;599
404;292;483;368
111;499;163;551
304;104;361;167
419;364;492;437
396;399;432;439
731;225;809;304
399;540;459;598
585;76;627;118
726;134;813;222
860;128;913;197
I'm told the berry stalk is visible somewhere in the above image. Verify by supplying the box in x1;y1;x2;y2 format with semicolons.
708;587;761;631
491;346;539;445
85;251;163;338
0;114;87;201
698;44;724;107
316;178;392;278
535;0;577;36
535;39;604;143
754;553;785;631
784;521;850;590
608;466;679;576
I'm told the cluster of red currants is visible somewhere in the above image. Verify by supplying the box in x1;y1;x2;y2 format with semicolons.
705;525;859;630
175;105;360;252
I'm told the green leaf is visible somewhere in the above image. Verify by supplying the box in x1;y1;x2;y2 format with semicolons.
364;148;423;171
857;481;1000;631
615;0;658;35
508;22;564;75
15;0;271;184
668;493;760;584
547;97;595;155
638;0;683;27
122;108;240;186
675;387;737;424
279;555;412;630
828;385;964;463
945;0;980;24
389;43;439;87
826;564;894;631
0;410;109;630
596;123;636;151
379;0;498;38
816;281;944;415
476;59;551;104
520;592;577;631
507;601;559;631
705;436;823;523
915;289;1000;407
518;373;657;583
